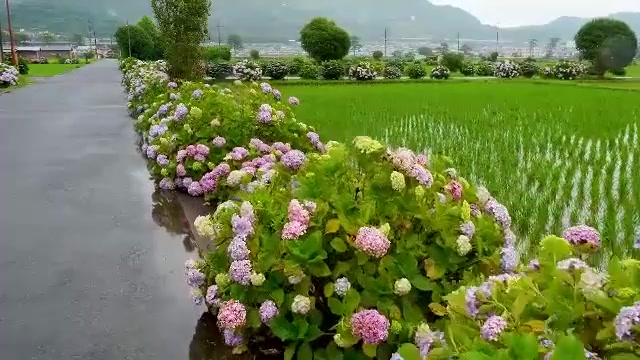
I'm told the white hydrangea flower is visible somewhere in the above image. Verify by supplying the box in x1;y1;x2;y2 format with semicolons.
477;186;491;204
194;215;217;239
456;235;472;255
394;278;412;296
291;295;311;314
250;272;266;286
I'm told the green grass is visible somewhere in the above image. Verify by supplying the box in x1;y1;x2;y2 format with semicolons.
28;63;86;77
625;63;640;77
281;81;640;261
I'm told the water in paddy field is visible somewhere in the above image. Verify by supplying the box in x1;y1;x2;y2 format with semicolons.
383;115;640;261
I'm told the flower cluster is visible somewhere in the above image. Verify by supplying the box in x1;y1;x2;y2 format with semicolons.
430;65;451;80
348;62;377;81
232;60;263;81
383;65;402;79
494;60;520;78
0;63;19;88
546;60;586;80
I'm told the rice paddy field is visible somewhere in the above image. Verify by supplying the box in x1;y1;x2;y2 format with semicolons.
281;81;640;261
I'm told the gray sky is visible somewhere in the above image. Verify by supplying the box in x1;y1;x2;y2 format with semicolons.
430;0;639;27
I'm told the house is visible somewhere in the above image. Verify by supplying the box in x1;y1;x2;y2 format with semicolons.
15;46;41;61
39;45;75;60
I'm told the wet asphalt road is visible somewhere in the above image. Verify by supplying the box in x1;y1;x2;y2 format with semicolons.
0;60;206;359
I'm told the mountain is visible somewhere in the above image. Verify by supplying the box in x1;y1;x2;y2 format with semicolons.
5;0;640;43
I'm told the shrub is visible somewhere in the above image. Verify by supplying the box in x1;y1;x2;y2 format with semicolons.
518;61;538;78
475;61;495;76
424;56;439;66
320;60;344;80
609;67;627;76
385;58;405;71
121;59;320;203
575;18;638;75
265;61;289;80
550;60;586;80
460;62;476;76
17;57;30;75
204;46;232;61
440;53;464;72
249;49;260;60
383;65;402;79
348;61;377;81
434;233;640;360
206;61;232;80
494;60;520;78
430;65;450;79
188;137;516;358
233;60;263;81
405;63;426;79
64;58;80;64
34;58;49;64
372;50;383;60
488;51;499;62
299;64;320;80
287;57;308;76
0;63;19;88
300;17;351;62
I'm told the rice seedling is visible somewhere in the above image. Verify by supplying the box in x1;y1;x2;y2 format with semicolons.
281;81;640;260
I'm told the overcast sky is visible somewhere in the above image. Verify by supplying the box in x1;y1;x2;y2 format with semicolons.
429;0;640;27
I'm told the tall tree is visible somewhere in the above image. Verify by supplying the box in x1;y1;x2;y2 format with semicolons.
439;42;449;53
227;34;243;56
460;43;473;55
417;46;433;56
152;0;211;80
528;38;538;57
575;18;638;75
114;24;155;60
300;17;350;62
350;35;362;56
137;16;164;59
546;37;561;57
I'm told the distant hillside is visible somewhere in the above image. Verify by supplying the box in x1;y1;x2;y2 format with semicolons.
5;0;640;43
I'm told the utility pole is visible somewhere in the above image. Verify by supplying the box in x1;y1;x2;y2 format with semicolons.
457;32;460;53
5;0;17;65
216;22;223;46
126;20;131;57
384;27;388;57
0;15;4;63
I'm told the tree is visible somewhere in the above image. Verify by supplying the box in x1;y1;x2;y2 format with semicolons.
249;49;260;60
42;32;55;45
575;18;638;75
137;16;164;60
392;50;403;58
528;39;538;57
461;44;473;55
227;34;243;56
115;24;155;60
372;50;383;60
439;42;449;53
488;51;499;61
71;33;84;46
300;17;350;62
350;35;362;56
14;32;30;45
152;0;211;80
417;46;433;56
204;45;231;61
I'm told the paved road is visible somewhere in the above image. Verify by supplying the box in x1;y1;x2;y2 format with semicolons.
0;60;205;359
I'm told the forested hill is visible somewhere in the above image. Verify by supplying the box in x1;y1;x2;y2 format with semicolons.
6;0;640;42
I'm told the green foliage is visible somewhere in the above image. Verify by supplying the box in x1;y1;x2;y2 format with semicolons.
372;51;384;60
430;65;450;79
115;24;157;60
348;62;377;81
321;60;345;80
266;61;289;80
488;52;499;62
17;57;30;75
287;57;310;76
438;235;640;359
298;64;320;80
350;35;363;56
518;61;539;78
543;60;587;80
405;63;426;79
204;46;232;62
441;53;465;72
206;61;232;80
460;62;477;76
250;49;261;60
151;0;211;80
191;136;512;358
474;61;495;76
417;47;433;57
575;18;639;75
227;34;244;55
300;17;351;62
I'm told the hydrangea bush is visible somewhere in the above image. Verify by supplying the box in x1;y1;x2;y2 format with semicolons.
518;61;539;78
348;62;377;81
121;59;324;202
546;60;587;80
383;65;403;80
430;65;451;80
460;63;477;77
494;60;520;79
186;136;520;358
0;63;20;88
426;232;640;359
265;61;289;81
406;64;427;79
233;60;263;81
475;61;495;77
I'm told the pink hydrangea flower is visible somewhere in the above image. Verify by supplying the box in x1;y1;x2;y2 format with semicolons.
354;227;390;258
288;199;310;224
282;221;308;240
350;309;390;344
563;225;600;249
447;180;463;201
217;300;247;330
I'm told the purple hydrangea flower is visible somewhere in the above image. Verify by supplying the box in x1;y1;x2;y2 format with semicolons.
223;329;244;346
176;164;187;177
354;227;390;258
218;300;247;329
288;96;299;105
174;103;188;121
409;165;433;187
158;104;169;115
447;180;463;201
229;260;252;285
485;199;512;229
460;221;475;238
480;315;507;341
192;89;204;99
501;245;519;273
281;221;308;240
281;150;306;170
156;154;169;167
272;89;281;100
228;147;249;161
188;181;204;197
350;309;390;344
176;149;187;163
259;300;278;323
227;238;250;261
168;81;178;88
464;286;480;317
563;225;600;249
158;177;175;190
615;302;640;341
205;285;218;305
231;214;254;240
260;82;272;93
256;110;272;124
212;136;226;148
191;289;204;305
186;269;205;287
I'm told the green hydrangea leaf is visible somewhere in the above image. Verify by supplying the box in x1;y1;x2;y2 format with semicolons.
551;335;586;360
396;343;421;360
331;237;348;252
362;344;377;358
